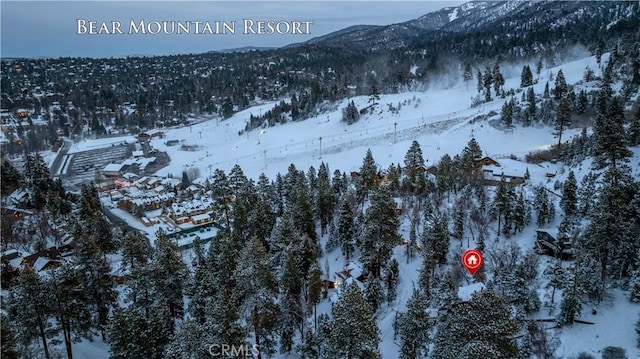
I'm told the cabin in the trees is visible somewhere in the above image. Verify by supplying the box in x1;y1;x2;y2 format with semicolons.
534;230;574;259
20;247;64;272
479;158;528;186
7;188;29;207
335;261;366;287
425;165;439;176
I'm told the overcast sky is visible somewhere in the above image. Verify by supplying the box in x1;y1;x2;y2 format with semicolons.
1;1;464;58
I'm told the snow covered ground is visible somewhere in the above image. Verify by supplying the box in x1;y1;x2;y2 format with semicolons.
68;53;640;358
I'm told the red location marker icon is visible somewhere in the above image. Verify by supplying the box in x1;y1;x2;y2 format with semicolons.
462;249;483;275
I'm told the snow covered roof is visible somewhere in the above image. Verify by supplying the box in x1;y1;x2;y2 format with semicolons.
482;158;527;177
163;178;181;187
122;172;139;180
8;188;29;204
1;249;20;260
147;177;161;185
33;257;60;272
345;261;364;280
103;163;125;173
191;213;211;222
457;282;486;301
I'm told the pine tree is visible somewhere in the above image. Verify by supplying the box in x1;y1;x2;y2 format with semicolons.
0;313;19;359
296;328;320;359
248;173;277;242
206;230;241;291
203;290;247;355
453;205;465;239
493;178;516;237
287;172;317;242
578;172;597;216
279;248;305;353
561;170;578;218
460;137;483;184
317;162;335;236
360;185;400;278
576;89;588;114
306;261;323;319
500;99;513;127
493;62;505;95
553;69;568;100
437;154;455;196
476;69;483;93
527;87;537;119
342;101;360;125
107;306;172;359
555;96;572;148
534;185;555;227
463;63;473;91
4;267;54;359
593;97;633;171
48;263;93;359
628;108;640;146
151;229;188;322
397;288;432;359
235;236;280;358
181;170;191;188
163;320;211;359
521;65;533;87
433;289;520;359
597;62;614;114
576;254;604;303
211;169;233;230
558;268;582;326
74;236;117;339
24;153;53;210
0;158;22;195
363;273;384;311
513;190;529;234
422;210;449;264
368;76;380;104
483;67;493;102
383;258;400;303
360;148;378;198
404;140;425;185
536;57;543;80
322;283;380;359
187;259;215;325
337;200;355;260
546;259;564;304
543;81;550;98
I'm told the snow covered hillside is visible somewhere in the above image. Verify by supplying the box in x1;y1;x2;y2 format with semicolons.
67;52;637;359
